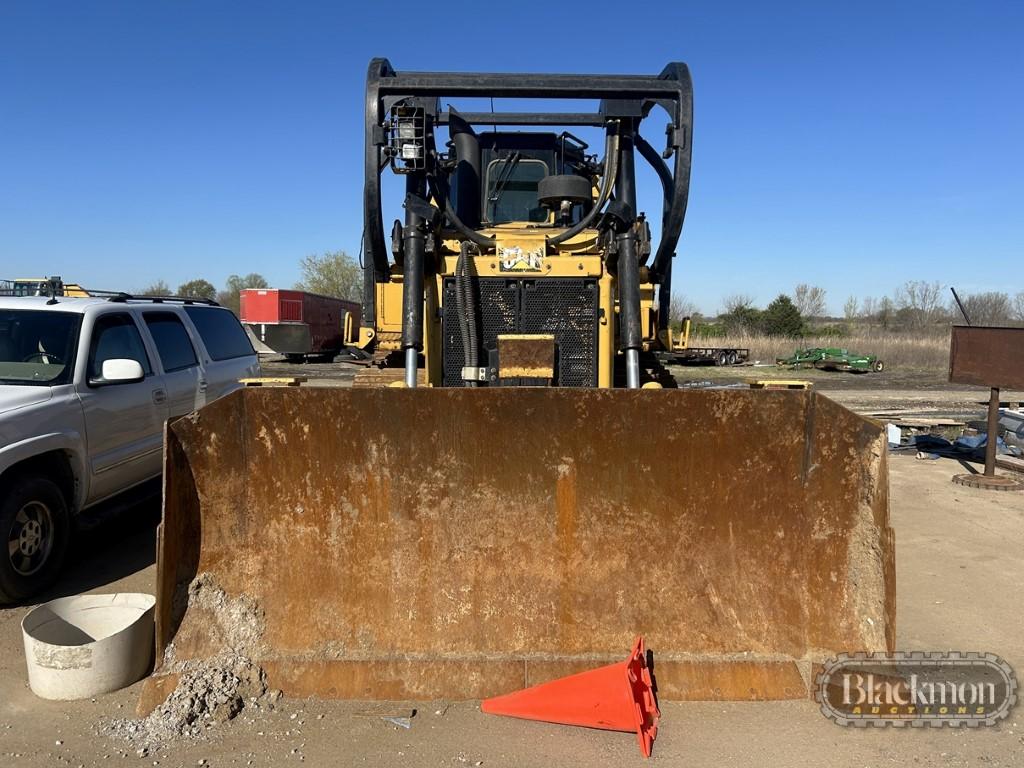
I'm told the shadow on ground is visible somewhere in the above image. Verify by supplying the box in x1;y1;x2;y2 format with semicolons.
33;486;161;604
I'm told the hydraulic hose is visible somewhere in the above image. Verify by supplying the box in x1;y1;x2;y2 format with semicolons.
428;174;496;250
455;241;480;386
548;130;620;247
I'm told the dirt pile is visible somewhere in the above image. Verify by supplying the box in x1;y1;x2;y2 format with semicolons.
106;573;275;747
106;654;276;745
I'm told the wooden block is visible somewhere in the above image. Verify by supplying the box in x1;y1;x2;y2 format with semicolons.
749;380;812;390
240;377;307;387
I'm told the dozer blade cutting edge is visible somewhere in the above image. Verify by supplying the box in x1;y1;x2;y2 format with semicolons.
141;386;893;711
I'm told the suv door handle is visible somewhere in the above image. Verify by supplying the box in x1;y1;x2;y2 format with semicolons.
152;389;167;405
198;379;208;393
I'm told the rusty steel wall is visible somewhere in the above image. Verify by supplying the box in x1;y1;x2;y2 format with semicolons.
147;387;894;705
949;326;1024;390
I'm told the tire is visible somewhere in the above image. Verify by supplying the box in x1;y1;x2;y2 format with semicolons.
727;351;738;366
873;360;885;372
717;352;728;367
0;474;71;603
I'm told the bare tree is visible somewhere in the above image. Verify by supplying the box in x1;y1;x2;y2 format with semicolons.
877;296;895;329
137;279;171;297
859;296;878;319
957;291;1012;326
843;295;859;321
721;293;755;315
895;280;943;329
793;284;827;319
1013;291;1024;322
669;294;699;322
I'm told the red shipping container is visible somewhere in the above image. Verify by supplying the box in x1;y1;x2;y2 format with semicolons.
240;289;361;358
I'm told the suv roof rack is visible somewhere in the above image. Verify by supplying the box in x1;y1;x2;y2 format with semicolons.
106;293;221;306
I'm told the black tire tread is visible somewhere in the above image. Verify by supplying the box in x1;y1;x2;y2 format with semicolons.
0;473;71;604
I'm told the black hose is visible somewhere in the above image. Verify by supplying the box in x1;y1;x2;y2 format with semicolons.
454;243;471;385
432;130;619;252
635;133;673;217
462;243;480;379
456;241;480;386
428;174;496;249
548;131;620;246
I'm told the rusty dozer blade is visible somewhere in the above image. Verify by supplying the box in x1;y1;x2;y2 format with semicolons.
143;387;893;711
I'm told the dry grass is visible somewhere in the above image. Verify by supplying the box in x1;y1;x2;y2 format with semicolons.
689;330;951;370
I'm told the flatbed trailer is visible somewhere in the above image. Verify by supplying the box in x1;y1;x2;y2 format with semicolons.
669;345;750;366
663;316;749;366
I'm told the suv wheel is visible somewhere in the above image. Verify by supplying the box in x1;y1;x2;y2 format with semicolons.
0;474;71;603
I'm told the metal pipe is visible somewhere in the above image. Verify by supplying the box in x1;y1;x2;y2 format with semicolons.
449;111;481;229
616;130;637;214
985;387;1000;476
364;59;393;279
649;63;693;278
626;350;640;389
404;347;418;388
950;287;972;325
439;111;609;126
617;229;642;389
614;128;642;389
401;175;427;388
657;257;673;333
361;229;376;327
376;71;689;103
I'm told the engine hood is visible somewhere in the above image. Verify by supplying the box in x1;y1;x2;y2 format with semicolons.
0;385;54;416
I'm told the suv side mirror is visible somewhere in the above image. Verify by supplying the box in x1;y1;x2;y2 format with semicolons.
91;358;145;386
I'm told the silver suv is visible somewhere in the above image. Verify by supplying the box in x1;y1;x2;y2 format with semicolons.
0;295;259;601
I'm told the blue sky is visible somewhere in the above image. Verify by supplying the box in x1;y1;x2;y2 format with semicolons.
1;1;1021;315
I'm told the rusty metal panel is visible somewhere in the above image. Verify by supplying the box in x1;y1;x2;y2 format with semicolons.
497;334;555;379
146;387;893;705
949;326;1024;389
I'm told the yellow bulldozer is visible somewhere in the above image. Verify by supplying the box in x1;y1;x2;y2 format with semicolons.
144;59;894;712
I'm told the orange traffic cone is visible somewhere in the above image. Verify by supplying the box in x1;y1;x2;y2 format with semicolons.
481;636;660;758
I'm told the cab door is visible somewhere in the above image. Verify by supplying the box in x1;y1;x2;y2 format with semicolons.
141;311;203;417
76;312;168;504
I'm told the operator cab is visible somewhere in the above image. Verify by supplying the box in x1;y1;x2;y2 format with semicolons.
450;132;594;227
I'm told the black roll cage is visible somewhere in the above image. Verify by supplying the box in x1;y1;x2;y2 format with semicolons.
362;58;693;330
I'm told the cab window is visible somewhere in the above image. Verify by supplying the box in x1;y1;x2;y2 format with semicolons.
484;157;548;224
184;306;255;361
144;312;198;372
88;314;152;380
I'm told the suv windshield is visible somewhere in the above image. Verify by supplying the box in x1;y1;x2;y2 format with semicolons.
0;310;81;386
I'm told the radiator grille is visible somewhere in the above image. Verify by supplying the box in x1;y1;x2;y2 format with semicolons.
442;277;598;387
